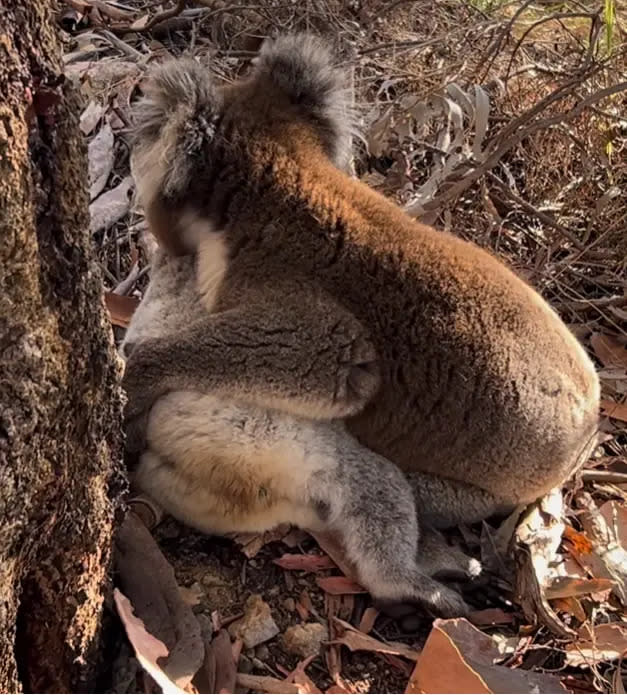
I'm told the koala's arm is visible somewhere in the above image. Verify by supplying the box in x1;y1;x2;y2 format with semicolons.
122;288;379;423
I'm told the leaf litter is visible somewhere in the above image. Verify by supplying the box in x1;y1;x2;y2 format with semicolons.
64;0;627;691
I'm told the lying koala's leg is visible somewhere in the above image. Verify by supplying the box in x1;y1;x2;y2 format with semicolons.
134;391;470;617
405;471;511;529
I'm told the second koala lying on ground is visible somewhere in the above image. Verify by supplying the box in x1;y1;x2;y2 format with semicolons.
122;249;480;618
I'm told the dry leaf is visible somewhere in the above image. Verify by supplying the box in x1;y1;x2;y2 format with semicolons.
104;291;139;327
406;618;566;694
115;513;204;689
194;629;236;695
591;333;627;369
274;553;336;572
600;399;627;423
358;607;379;634
88;122;114;199
114;589;186;695
316;576;366;595
331;617;420;661
600;501;627;548
545;576;615;600
551;597;586;622
577;492;627;607
284;656;323;694
90;175;133;233
565;623;627;667
514;490;575;638
80;99;106;134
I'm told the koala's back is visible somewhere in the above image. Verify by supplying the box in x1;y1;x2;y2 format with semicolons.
219;159;600;505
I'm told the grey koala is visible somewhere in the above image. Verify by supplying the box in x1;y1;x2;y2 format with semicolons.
122;33;600;533
122;248;480;618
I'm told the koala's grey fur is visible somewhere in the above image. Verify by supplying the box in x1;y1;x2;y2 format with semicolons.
124;33;599;531
122;250;479;618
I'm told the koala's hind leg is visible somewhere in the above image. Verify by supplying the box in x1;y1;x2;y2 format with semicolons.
406;471;511;529
309;438;472;618
134;391;469;617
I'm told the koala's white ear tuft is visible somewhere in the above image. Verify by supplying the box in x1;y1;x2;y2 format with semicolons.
254;33;355;170
130;58;222;203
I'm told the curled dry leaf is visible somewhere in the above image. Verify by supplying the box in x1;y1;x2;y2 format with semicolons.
114;589;186;695
331;617;420;662
90;175;133;233
88;122;114;199
565;622;627;667
274;553;336;572
514;489;575;638
357;606;379;634
115;512;204;689
405;618;566;694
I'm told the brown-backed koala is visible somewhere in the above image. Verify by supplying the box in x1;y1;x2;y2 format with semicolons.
121;249;480;618
123;34;600;530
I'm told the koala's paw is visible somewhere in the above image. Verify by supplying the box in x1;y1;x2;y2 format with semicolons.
375;581;471;622
336;334;380;412
122;341;166;423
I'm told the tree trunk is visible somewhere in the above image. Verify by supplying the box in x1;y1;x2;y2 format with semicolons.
0;1;124;691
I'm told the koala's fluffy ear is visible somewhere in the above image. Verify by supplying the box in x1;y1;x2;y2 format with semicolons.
254;33;354;170
130;58;222;206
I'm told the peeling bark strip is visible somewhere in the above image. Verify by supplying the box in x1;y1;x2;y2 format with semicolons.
0;1;125;692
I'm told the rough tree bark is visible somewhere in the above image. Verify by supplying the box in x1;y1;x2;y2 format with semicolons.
0;1;124;691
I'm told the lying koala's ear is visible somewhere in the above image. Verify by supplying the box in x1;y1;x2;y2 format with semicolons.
253;33;355;169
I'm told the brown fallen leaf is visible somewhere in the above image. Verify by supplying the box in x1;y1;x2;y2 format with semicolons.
283;656;323;694
406;618;567;694
358;606;379;634
600;399;627;423
310;531;361;581
89;175;133;233
316;576;366;595
88;121;114;199
114;589;186;695
565;623;627;667
274;553;336;572
591;333;627;369
104;291;139;327
296;589;313;621
545;576;615;600
551;597;586;622
193;629;236;695
115;512;204;689
331;617;420;661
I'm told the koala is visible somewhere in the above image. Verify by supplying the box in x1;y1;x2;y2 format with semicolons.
121;249;481;619
123;33;600;530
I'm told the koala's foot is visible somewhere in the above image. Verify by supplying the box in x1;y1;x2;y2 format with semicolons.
339;334;380;410
418;527;482;582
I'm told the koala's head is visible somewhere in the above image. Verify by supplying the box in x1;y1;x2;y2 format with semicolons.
130;33;354;254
